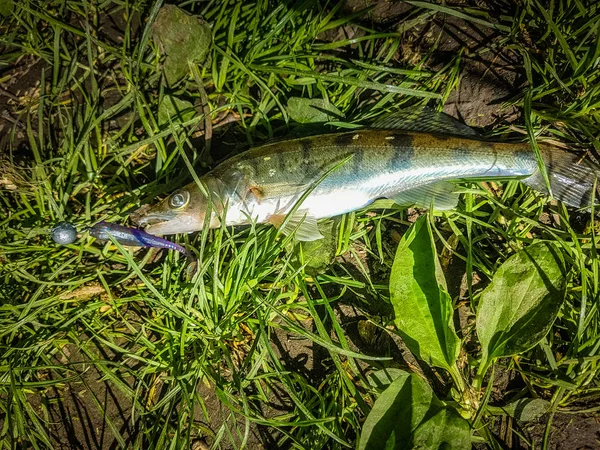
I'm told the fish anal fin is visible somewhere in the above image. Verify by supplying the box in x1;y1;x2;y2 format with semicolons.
371;106;479;138
267;210;324;241
388;181;459;210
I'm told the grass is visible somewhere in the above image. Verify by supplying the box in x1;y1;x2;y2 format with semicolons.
0;0;599;449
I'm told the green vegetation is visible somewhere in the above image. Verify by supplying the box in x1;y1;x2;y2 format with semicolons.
1;0;599;448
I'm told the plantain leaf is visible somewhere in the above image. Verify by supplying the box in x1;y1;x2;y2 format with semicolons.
390;215;460;371
359;369;470;450
300;219;337;274
152;5;212;86
0;0;13;17
158;95;195;127
287;97;343;123
368;368;407;391
477;242;566;370
500;398;550;422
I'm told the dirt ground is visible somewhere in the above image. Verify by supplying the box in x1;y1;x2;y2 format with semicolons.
2;0;600;449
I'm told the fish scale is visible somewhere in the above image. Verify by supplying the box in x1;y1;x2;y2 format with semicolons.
220;131;536;211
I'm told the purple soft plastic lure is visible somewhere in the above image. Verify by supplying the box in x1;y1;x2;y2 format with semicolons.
89;221;189;257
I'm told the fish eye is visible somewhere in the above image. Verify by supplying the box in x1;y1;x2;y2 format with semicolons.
169;190;190;209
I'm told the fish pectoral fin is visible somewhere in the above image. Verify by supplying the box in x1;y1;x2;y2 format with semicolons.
370;106;479;138
267;210;324;241
388;182;459;210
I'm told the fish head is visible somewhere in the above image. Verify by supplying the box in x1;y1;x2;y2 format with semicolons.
133;180;222;235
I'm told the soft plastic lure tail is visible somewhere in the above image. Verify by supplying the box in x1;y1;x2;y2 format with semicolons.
89;221;189;257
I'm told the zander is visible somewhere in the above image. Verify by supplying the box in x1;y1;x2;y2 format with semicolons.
134;110;600;241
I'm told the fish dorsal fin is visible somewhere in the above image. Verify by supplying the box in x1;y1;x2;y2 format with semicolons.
388;181;460;210
371;106;479;138
267;210;324;241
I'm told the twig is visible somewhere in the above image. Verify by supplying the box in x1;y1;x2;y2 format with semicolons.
0;87;20;102
190;112;250;139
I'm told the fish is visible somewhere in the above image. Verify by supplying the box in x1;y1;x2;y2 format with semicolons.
89;221;190;257
133;109;600;241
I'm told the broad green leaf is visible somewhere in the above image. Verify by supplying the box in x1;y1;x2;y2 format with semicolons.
0;0;14;17
477;242;566;369
368;368;406;391
488;398;550;422
152;5;212;86
359;370;470;450
506;398;550;422
158;95;196;127
287;97;343;123
358;320;379;346
390;215;460;370
301;219;337;273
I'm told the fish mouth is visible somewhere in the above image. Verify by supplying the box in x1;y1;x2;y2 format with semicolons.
135;214;171;227
132;206;205;235
142;221;177;236
143;218;204;235
131;207;178;235
136;216;180;235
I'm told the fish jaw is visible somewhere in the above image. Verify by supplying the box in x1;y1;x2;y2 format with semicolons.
137;212;207;235
133;180;222;235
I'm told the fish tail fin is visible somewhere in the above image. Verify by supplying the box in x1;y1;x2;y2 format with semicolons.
522;144;600;209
